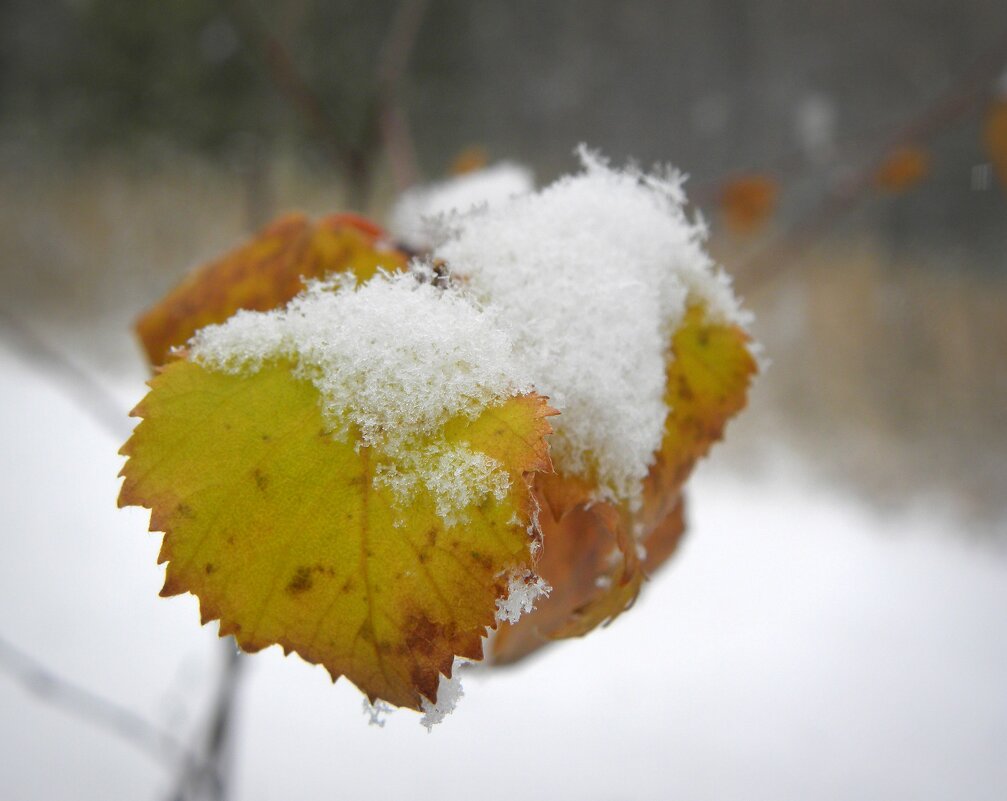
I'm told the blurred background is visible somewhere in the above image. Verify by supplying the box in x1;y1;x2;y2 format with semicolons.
1;1;1005;800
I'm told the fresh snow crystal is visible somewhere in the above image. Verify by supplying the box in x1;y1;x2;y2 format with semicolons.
495;569;551;625
434;146;748;507
390;162;535;250
190;271;531;524
420;658;467;731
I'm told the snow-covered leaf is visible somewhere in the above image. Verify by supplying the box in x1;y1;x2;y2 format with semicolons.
492;305;756;664
122;273;557;712
119;357;554;709
135;213;407;366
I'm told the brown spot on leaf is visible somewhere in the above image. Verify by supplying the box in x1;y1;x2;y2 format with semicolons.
286;566;313;595
253;468;269;492
410;665;437;701
405;613;442;657
160;573;184;597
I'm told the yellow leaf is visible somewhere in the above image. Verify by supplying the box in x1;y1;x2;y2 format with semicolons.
657;305;759;490
874;145;931;193
119;359;555;709
985;100;1007;191
719;174;779;235
492;305;756;664
135;213;408;366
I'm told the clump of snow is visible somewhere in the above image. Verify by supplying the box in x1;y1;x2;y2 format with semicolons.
362;697;393;727
495;568;551;624
190;271;530;524
390;163;535;250
374;442;511;528
434;146;749;507
420;659;466;731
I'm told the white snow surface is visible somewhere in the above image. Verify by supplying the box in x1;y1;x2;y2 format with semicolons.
2;344;1006;800
389;162;535;250
435;147;749;506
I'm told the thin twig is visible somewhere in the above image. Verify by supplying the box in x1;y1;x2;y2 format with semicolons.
202;648;243;801
221;0;428;206
735;27;1007;290
163;144;285;801
376;0;430;192
220;0;374;207
0;633;196;770
167;645;244;801
0;307;132;441
0;314;243;798
688;115;895;207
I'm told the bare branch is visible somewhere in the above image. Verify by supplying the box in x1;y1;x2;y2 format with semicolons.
0;307;131;442
735;27;1007;291
377;0;430;192
219;0;372;206
0;632;195;770
166;645;245;801
220;0;429;206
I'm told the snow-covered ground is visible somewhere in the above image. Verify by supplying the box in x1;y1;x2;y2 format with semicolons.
1;341;1004;801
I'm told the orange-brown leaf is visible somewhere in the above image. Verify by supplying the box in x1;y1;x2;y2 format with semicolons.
719;174;779;235
984;100;1007;191
491;306;756;665
874;145;931;193
135;213;408;366
491;497;621;664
